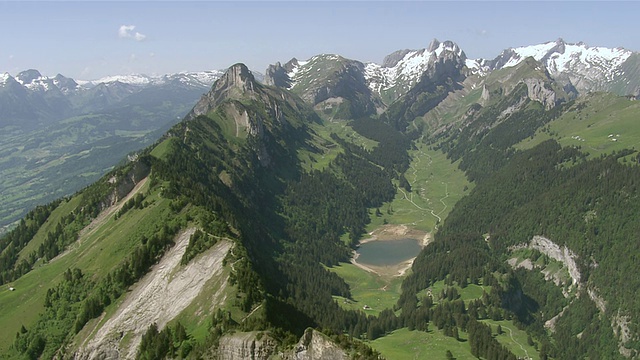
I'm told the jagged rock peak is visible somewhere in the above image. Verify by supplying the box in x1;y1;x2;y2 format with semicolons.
428;38;441;52
264;61;293;88
186;63;261;121
216;63;257;92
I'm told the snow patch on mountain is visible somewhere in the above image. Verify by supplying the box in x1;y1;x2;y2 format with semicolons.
363;39;465;101
86;71;224;88
0;72;12;86
92;74;152;86
503;42;558;68
499;39;633;84
25;79;53;92
285;59;309;89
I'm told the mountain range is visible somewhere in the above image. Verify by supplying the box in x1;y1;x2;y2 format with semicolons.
0;69;227;131
2;37;640;360
265;38;639;121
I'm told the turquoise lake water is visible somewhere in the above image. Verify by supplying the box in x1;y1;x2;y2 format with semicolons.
355;238;422;266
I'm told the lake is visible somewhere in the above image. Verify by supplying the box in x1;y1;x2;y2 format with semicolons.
356;238;422;266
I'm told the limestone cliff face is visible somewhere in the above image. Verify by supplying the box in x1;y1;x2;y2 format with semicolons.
100;159;150;210
186;64;259;121
216;329;348;360
217;332;278;360
529;236;581;286
285;329;349;360
524;78;558;110
264;61;294;88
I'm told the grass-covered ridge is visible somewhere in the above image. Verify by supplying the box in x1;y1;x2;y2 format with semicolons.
515;92;640;158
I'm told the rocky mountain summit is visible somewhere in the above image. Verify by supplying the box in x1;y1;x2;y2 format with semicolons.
365;39;467;104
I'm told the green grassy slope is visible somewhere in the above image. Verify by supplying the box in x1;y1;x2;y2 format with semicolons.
0;179;158;352
515;93;640;157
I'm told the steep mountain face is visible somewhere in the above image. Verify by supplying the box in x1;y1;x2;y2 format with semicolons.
264;39;470;120
379;39;468;132
265;55;384;119
365;39;467;105
484;38;639;96
420;55;574;139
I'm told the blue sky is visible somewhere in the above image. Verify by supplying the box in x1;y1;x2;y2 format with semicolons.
1;1;638;80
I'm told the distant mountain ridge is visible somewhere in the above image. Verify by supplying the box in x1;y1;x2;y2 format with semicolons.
265;38;640;119
477;38;640;95
0;68;226;131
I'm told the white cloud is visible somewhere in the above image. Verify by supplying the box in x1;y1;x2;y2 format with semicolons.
8;54;14;60
118;25;146;41
80;66;92;78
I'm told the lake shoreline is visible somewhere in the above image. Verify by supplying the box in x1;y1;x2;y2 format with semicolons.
350;225;433;278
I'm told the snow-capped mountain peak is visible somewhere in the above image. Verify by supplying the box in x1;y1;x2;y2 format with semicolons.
499;38;632;73
488;38;635;93
15;69;43;85
364;38;466;103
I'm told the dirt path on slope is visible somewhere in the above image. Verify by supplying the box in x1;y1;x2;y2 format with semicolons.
78;228;232;359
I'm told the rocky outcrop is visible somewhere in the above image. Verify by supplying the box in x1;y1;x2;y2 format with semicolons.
284;329;349;360
529;236;581;286
186;64;259;120
481;84;490;104
382;49;412;68
264;60;295;88
524;78;557;110
100;160;150;210
217;332;278;360
612;310;635;358
216;329;348;360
